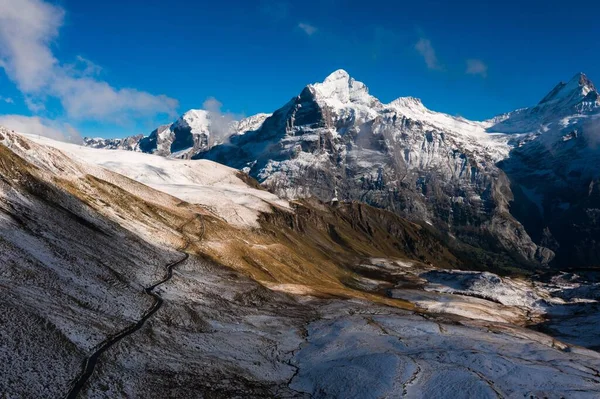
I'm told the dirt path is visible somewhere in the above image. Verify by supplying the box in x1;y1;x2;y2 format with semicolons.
65;215;204;399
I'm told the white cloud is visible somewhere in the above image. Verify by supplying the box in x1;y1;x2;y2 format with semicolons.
51;75;178;123
466;59;488;78
0;0;178;123
202;96;239;147
203;97;223;112
0;114;82;143
415;38;442;70
0;96;14;104
0;0;62;93
298;23;318;36
24;97;45;113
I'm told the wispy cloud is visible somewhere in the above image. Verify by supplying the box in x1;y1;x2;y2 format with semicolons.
202;97;240;147
64;55;103;78
415;38;442;70
466;59;488;78
24;97;45;113
0;96;14;104
0;0;178;124
298;22;318;36
0;114;81;143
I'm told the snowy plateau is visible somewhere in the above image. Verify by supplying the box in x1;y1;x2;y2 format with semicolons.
0;70;599;399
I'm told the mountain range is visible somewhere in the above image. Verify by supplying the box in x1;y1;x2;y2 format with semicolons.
87;70;600;271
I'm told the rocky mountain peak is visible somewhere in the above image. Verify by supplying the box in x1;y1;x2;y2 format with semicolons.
310;69;377;108
570;72;596;93
489;72;599;134
174;109;213;133
322;68;351;83
538;72;598;106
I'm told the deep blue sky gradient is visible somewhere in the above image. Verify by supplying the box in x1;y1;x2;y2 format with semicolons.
1;0;599;137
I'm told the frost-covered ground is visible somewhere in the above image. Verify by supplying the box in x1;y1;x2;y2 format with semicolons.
352;258;600;350
0;130;186;397
291;301;600;399
535;271;600;350
75;257;600;398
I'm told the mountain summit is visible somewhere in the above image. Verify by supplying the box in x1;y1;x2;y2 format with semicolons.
488;72;599;134
311;69;378;107
538;72;598;106
84;110;271;159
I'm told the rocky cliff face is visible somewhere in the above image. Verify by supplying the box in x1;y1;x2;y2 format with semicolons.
495;73;600;267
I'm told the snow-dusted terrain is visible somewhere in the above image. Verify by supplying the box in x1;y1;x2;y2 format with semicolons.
290;301;600;399
0;128;190;397
26;134;290;228
349;257;600;348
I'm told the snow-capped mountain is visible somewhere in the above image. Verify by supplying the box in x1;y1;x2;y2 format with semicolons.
81;70;600;269
197;70;600;268
196;70;538;267
84;110;271;159
235;112;272;135
489;72;599;133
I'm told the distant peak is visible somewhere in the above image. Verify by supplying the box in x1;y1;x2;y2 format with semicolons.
323;69;351;83
311;69;376;107
173;109;214;132
538;72;597;105
569;72;593;85
182;109;211;118
564;72;597;95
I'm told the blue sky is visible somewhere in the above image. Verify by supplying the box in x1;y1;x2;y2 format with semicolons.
1;0;599;139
